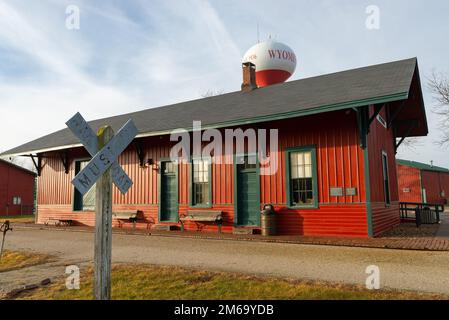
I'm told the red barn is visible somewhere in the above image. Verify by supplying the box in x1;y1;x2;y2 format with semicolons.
397;159;449;205
0;58;428;237
0;159;36;216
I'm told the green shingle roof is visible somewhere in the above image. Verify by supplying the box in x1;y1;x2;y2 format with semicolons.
1;57;424;157
397;159;449;173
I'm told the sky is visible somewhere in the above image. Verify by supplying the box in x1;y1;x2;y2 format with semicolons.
0;0;448;168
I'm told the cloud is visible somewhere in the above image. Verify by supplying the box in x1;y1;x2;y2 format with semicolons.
0;0;449;170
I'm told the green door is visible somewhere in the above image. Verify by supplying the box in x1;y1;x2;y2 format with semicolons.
160;161;178;222
73;160;95;211
236;155;260;226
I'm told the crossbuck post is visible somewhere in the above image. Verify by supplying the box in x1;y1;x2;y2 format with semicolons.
94;126;114;300
67;112;137;300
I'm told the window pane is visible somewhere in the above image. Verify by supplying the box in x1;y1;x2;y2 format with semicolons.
290;153;298;166
304;152;312;165
306;191;313;203
292;182;300;204
193;159;210;205
297;153;304;165
298;166;303;179
304;164;312;178
289;150;315;206
291;165;298;179
203;186;209;203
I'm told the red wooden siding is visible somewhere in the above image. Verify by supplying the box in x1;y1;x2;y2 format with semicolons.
259;111;368;237
275;204;367;237
262;111;366;205
37;156;74;205
367;105;400;236
421;171;441;203
421;170;449;204
0;161;35;216
397;163;449;205
36;109;372;237
439;173;449;203
397;164;422;203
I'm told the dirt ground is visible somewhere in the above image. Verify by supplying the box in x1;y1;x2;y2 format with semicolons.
1;227;449;297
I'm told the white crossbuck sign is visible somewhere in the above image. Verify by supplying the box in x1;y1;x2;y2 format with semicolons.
67;113;138;195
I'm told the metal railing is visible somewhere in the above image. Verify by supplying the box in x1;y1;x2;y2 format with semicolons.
399;202;445;227
1;204;35;216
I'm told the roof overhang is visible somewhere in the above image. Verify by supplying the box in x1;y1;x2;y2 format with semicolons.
389;64;428;138
1;91;410;158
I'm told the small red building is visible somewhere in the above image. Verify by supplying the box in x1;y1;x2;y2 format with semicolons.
397;159;449;205
0;159;36;216
1;58;428;237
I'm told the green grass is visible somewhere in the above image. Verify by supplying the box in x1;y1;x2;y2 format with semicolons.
17;264;447;300
0;250;51;273
0;215;35;223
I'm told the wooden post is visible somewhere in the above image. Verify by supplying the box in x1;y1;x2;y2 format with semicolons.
94;126;114;300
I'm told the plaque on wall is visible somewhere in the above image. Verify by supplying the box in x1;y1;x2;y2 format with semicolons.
330;187;344;197
346;187;357;196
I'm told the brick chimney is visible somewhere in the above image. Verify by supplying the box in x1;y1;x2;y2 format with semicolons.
241;62;257;92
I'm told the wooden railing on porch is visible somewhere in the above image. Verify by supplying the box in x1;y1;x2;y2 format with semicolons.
399;202;445;227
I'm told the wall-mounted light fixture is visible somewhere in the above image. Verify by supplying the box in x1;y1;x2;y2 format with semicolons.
147;158;159;170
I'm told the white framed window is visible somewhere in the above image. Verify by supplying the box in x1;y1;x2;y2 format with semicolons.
286;147;318;208
13;196;22;205
191;158;211;207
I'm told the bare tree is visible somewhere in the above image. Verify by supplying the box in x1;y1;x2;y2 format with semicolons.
428;71;449;146
396;137;423;152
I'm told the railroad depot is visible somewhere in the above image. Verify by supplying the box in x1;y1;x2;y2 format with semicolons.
397;159;449;205
0;57;428;237
0;159;36;216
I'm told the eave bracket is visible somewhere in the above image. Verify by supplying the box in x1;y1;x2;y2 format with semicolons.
395;120;418;153
367;103;385;133
30;154;43;176
355;106;370;149
134;141;145;167
60;152;70;174
388;100;406;129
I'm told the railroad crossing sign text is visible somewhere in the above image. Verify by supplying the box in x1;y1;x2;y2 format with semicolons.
66;113;135;194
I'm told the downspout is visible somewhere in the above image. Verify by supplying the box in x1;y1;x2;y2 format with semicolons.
6;165;10;216
419;171;424;203
34;176;38;224
363;148;373;237
355;106;373;237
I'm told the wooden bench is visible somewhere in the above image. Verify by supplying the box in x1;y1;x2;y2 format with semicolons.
179;210;223;233
45;218;73;226
113;210;139;229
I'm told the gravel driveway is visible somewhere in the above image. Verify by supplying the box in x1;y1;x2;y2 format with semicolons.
3;228;449;295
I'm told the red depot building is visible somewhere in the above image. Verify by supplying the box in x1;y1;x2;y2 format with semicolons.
0;159;36;216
